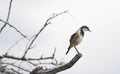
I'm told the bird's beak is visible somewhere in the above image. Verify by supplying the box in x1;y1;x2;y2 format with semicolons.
89;29;91;32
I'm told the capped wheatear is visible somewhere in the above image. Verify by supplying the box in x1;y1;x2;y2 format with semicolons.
66;25;91;55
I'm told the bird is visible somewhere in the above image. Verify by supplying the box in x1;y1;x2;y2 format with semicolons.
66;25;91;55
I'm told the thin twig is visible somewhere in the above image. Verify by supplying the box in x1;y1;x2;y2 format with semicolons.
27;61;37;66
52;48;56;59
0;0;13;33
6;37;25;53
25;35;36;50
22;10;68;58
0;19;27;38
37;60;64;66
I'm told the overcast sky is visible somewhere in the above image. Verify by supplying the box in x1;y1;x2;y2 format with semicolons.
0;0;120;74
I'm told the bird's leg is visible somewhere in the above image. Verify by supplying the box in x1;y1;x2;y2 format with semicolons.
74;46;80;54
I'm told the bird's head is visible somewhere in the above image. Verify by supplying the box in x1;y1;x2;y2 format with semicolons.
80;25;91;32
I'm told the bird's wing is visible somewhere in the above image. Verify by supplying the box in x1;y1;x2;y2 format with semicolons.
70;33;78;43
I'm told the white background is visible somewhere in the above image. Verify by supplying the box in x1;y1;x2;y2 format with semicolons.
0;0;120;74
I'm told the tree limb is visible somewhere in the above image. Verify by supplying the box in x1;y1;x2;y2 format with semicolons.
30;53;82;74
0;53;55;61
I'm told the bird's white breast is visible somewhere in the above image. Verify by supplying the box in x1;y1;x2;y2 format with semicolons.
75;30;83;46
77;35;83;45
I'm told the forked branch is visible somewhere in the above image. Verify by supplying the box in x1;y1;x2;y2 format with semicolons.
0;0;13;33
22;10;68;58
0;19;27;38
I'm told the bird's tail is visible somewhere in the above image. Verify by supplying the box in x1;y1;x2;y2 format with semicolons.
66;46;71;55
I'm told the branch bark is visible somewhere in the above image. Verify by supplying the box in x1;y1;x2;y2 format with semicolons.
30;53;82;74
0;0;13;33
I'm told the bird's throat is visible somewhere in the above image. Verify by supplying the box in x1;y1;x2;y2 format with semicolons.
80;29;84;37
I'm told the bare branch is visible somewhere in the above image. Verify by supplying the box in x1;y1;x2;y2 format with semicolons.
30;53;82;74
0;19;27;38
0;0;13;33
0;49;56;61
0;55;53;61
22;10;68;58
0;3;81;73
6;37;25;53
52;48;56;59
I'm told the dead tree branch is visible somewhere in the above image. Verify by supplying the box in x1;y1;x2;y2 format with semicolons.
0;49;57;73
0;49;56;61
0;0;13;33
30;53;82;74
22;10;68;58
0;19;27;38
0;0;27;38
0;1;82;73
